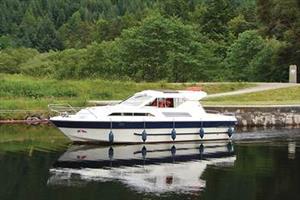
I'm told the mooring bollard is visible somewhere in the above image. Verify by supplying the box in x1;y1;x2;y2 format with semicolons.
289;65;297;83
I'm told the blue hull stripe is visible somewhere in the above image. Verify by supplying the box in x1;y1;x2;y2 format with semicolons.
51;120;236;129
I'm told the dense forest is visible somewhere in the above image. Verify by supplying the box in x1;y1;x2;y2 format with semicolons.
0;0;299;82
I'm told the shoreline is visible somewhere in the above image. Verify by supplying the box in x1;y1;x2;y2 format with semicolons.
1;104;300;127
205;105;300;127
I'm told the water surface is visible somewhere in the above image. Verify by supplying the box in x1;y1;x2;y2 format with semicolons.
0;125;299;200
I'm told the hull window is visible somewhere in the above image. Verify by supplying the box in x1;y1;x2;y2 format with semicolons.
162;112;192;117
109;113;154;117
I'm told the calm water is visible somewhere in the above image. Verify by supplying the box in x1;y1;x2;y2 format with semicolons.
0;125;300;200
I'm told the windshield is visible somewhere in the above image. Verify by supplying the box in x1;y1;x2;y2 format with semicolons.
121;94;152;106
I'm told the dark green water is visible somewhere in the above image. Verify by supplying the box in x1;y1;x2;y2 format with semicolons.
0;125;300;200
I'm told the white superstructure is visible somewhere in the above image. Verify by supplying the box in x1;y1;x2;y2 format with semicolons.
50;90;237;143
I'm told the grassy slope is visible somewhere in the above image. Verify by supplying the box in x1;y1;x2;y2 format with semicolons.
203;86;300;105
0;74;253;111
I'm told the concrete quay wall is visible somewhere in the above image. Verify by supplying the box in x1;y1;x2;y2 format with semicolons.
204;105;300;127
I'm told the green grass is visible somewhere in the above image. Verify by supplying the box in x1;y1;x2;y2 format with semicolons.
0;74;253;119
1;74;299;117
203;86;300;105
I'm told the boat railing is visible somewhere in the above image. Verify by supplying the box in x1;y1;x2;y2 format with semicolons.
48;104;79;116
48;104;98;118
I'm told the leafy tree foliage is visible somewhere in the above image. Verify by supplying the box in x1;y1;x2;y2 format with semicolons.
116;13;214;82
0;0;299;82
250;38;287;81
226;30;287;81
226;30;265;81
198;0;237;40
257;0;300;80
0;48;39;73
228;14;255;37
0;0;157;51
159;0;190;20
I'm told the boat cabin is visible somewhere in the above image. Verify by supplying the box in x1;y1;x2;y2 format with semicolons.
120;90;207;108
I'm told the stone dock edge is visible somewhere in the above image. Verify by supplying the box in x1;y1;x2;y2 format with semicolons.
204;105;300;127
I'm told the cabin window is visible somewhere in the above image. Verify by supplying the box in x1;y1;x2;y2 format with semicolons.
121;94;152;106
134;113;155;116
147;98;174;108
162;112;192;117
173;98;186;107
133;113;146;116
109;113;122;116
109;112;154;116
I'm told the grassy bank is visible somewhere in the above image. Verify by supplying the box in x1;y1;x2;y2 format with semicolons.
0;74;253;119
204;86;300;105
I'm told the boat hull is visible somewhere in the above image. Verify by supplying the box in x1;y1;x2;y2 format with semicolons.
50;119;236;143
54;127;232;143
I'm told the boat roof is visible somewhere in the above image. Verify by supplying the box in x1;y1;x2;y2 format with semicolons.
134;90;207;101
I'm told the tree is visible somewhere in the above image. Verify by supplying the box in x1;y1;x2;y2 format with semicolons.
198;0;237;40
256;0;273;26
94;14;139;42
257;0;300;79
18;9;38;48
250;38;287;81
228;14;255;37
116;13;213;82
159;0;190;20
85;41;120;78
225;30;265;81
59;11;96;48
0;48;39;74
0;35;17;49
35;16;63;52
52;48;87;79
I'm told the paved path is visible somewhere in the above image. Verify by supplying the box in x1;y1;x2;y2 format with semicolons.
205;83;299;99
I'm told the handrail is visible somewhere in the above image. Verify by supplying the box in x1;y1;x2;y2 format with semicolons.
47;104;82;118
48;104;78;114
48;104;98;119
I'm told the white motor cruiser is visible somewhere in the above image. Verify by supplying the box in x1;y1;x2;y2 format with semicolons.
49;90;237;143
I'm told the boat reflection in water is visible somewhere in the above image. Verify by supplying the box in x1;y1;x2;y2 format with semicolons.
48;142;236;193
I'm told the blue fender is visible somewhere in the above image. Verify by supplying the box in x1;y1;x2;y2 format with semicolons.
108;130;114;143
142;130;147;142
199;127;205;139
171;128;176;140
